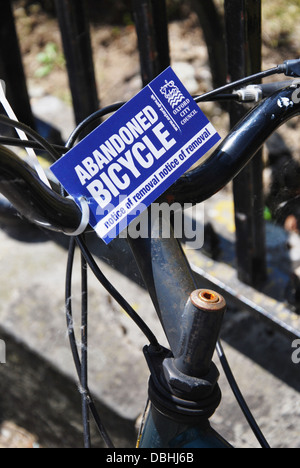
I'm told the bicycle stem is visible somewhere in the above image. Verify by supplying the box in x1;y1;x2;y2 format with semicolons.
173;289;226;377
128;215;226;428
127;215;197;357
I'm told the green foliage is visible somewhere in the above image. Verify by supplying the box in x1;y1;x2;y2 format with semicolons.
264;206;272;221
35;42;65;78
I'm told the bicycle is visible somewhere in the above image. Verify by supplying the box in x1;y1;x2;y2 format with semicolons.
0;58;300;449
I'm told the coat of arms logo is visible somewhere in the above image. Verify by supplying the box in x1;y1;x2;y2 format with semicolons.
160;80;185;109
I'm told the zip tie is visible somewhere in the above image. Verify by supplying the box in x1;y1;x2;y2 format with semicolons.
0;80;51;188
66;196;90;236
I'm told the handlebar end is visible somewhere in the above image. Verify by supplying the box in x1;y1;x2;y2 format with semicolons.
283;59;300;78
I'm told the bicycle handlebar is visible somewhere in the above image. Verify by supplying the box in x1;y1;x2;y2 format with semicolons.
0;84;299;234
0;145;82;235
165;84;300;205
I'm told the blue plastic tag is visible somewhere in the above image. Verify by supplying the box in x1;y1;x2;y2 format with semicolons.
51;67;221;244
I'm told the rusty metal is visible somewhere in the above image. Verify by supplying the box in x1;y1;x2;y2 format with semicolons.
174;289;226;377
192;289;225;307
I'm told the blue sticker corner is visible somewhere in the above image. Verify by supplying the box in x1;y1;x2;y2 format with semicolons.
51;67;221;244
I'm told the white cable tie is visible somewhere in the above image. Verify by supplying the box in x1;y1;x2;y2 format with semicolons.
66;196;90;236
0;80;51;188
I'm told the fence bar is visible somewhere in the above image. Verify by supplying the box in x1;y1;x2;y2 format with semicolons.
224;0;267;287
55;0;99;126
190;0;226;89
0;0;35;128
132;0;170;86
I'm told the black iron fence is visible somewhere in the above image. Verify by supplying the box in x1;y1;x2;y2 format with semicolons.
1;0;299;337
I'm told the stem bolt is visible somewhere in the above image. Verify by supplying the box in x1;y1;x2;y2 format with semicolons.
190;289;226;311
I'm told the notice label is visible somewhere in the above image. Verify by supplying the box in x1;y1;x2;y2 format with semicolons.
51;67;221;244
